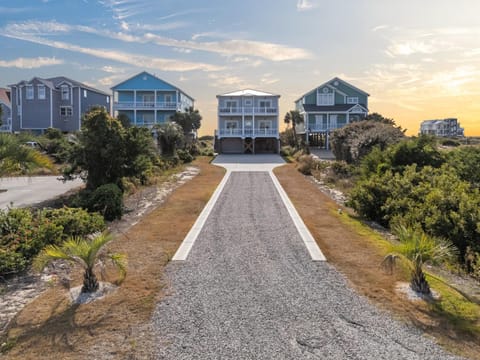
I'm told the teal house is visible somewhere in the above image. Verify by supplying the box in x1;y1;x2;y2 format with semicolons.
111;71;194;127
295;77;369;148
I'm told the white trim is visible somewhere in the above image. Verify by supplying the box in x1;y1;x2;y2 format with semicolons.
172;170;231;261
49;87;53;128
79;87;82;128
269;172;326;261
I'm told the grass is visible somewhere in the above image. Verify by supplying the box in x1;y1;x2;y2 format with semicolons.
0;156;225;359
274;162;480;359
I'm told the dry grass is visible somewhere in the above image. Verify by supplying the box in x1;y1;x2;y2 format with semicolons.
274;163;480;360
1;157;225;359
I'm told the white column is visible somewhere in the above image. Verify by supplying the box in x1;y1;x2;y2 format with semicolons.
347;112;350;124
49;87;53;128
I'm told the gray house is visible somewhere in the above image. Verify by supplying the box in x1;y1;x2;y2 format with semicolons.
9;77;110;133
0;88;12;132
216;89;280;154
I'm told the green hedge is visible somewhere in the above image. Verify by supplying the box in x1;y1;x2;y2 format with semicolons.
0;207;105;275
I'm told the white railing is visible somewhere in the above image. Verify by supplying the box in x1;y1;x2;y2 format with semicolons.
218;107;277;114
308;124;346;132
218;129;278;137
114;101;178;110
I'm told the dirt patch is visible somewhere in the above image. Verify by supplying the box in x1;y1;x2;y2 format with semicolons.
1;157;225;359
274;163;480;360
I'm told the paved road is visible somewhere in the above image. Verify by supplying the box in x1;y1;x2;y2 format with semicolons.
0;176;83;209
152;157;461;359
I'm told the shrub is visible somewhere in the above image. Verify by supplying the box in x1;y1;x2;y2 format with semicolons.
440;138;461;147
280;145;295;157
87;183;123;221
297;155;320;175
331;161;352;178
0;207;105;275
331;120;405;163
177;149;194;163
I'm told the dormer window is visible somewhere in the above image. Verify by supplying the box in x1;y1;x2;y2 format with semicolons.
347;97;359;104
38;85;46;100
61;85;69;100
26;85;34;100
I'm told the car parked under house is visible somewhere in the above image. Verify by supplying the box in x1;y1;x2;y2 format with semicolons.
215;89;280;154
295;77;369;149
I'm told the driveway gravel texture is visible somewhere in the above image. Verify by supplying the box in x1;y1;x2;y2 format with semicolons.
152;171;462;359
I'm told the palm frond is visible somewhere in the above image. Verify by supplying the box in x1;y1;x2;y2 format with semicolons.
109;253;127;284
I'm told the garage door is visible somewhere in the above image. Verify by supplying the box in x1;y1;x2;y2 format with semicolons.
221;138;243;153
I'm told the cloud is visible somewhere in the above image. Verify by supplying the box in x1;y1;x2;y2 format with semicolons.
297;0;317;11
372;25;388;32
0;7;34;14
4;20;312;62
101;65;126;73
208;73;253;89
2;33;224;72
0;56;63;69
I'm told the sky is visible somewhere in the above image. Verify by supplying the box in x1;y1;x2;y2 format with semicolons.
0;0;479;136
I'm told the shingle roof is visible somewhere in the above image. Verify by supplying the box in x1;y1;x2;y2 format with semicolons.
9;77;109;97
302;104;367;112
217;89;280;97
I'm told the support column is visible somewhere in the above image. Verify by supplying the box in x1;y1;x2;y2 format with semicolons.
253;138;255;154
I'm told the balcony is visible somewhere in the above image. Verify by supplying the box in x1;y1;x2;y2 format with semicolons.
114;101;178;110
218;128;278;138
307;124;347;132
218;106;277;115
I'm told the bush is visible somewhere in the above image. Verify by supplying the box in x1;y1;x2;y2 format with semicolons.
280;145;295;157
440;138;461;147
177;149;194;163
297;155;321;175
87;183;123;221
331;120;405;163
331;161;352;178
0;207;105;275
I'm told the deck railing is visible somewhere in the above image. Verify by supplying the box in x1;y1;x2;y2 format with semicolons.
114;101;178;110
218;107;277;114
218;128;278;137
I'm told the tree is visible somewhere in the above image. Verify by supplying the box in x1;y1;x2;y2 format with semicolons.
382;225;456;295
170;107;202;136
66;107;126;190
34;231;126;293
365;112;401;129
0;133;53;176
154;122;185;156
330;120;405;163
284;110;303;149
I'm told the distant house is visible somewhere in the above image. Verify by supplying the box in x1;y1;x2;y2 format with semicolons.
420;118;464;137
295;77;369;148
215;89;280;154
0;88;11;132
9;77;110;134
111;71;194;127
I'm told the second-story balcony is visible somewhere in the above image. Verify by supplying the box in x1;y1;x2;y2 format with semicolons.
218;128;278;138
114;101;178;110
218;106;277;115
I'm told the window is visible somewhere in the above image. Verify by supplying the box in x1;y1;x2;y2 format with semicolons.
83;89;87;98
61;85;69;100
259;100;271;108
244;99;252;106
143;94;155;106
317;93;334;106
60;106;73;116
38;85;46;100
106;96;110;104
165;94;172;103
26;85;34;100
225;100;237;109
347;97;359;104
259;120;272;129
225;120;238;129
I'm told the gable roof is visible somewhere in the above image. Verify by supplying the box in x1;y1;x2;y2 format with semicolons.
0;88;10;107
111;71;194;100
217;89;280;97
302;103;368;113
295;77;370;102
9;76;110;96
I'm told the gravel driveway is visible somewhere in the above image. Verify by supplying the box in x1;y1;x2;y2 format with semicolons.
152;170;462;359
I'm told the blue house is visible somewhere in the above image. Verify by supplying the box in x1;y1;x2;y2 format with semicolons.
111;72;194;127
295;77;369;148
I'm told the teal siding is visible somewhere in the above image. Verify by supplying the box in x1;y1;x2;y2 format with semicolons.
337;114;347;127
304;92;316;105
112;72;176;91
335;91;344;104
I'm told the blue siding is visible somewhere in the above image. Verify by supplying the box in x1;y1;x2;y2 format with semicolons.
112;72;177;91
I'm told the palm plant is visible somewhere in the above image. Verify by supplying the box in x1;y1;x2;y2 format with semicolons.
34;231;127;293
0;133;53;176
382;225;457;295
284;110;304;149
